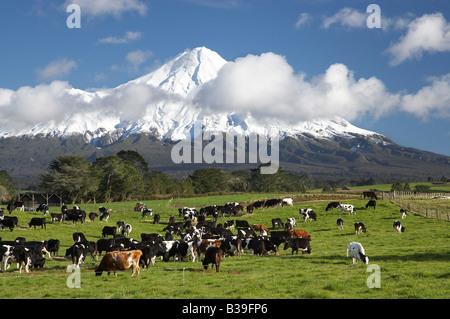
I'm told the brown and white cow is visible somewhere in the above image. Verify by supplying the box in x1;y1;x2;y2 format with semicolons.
252;224;270;236
95;250;142;276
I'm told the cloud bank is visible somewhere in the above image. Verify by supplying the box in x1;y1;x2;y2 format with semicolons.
1;52;449;135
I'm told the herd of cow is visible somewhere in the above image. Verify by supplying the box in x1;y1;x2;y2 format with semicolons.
0;193;406;275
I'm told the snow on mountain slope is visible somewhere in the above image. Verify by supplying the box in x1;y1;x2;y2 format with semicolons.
0;46;385;146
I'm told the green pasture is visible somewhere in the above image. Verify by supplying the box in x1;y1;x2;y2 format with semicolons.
0;194;449;299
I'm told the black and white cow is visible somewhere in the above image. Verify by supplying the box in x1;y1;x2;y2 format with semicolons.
400;208;407;219
337;218;344;230
347;242;369;264
221;236;242;257
393;220;405;233
299;209;317;222
168;240;199;262
339;204;356;215
36;204;49;215
354;222;366;234
326;201;341;211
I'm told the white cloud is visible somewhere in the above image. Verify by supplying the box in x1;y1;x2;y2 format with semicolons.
126;50;154;68
400;74;450;119
98;31;143;44
295;13;311;30
64;0;147;18
35;58;77;80
322;7;366;29
386;13;450;66
193;53;401;123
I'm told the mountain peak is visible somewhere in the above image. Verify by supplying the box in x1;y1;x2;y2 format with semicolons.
127;46;227;96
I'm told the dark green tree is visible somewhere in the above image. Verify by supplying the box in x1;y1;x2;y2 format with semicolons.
40;155;99;204
94;156;143;202
0;170;15;197
190;168;229;194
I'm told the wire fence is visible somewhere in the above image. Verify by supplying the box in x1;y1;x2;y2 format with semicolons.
386;191;450;221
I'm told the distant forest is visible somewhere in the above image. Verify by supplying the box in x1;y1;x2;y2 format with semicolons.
1;150;448;204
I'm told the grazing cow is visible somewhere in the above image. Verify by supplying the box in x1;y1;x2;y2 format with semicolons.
51;213;64;223
237;227;256;239
271;218;284;229
269;231;292;249
198;239;222;256
339;204;356;215
28;218;46;230
300;209;317;222
393;220;405;233
264;199;282;208
47;239;60;256
137;242;167;269
64;210;86;224
283;238;311;255
142;208;153;218
252;200;265;209
96;238;115;256
223;220;234;230
347;242;369;264
36;204;49;215
288;229;311;241
366;200;376;210
202;246;222;272
121;223;132;237
235;220;250;228
221;237;242;257
102;226;117;238
141;233;164;243
363;191;378;200
282;198;293;207
354;222;366;234
1;245;43;273
0;218;15;232
246;205;254;214
252;224;270;236
95;250;143;276
66;242;92;267
168;240;199;262
88;212;98;222
326;201;341;211
99;207;110;222
337;218;344;230
286;218;296;228
153;214;160;224
400;208;407;219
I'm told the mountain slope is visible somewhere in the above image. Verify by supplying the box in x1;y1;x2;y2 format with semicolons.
0;46;449;187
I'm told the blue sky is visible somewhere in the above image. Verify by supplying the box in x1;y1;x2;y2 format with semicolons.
0;0;449;155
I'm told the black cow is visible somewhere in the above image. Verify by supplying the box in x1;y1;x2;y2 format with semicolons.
283;238;311;255
141;233;164;243
337;218;344;230
366;200;376;210
235;220;250;228
252;201;265;209
271;218;284;229
264;199;282;208
29;218;46;230
153;214;160;224
246;205;254;214
47;239;60;256
88;212;98;222
0;218;15;232
96;238;115;256
102;226;116;238
202;246;222;272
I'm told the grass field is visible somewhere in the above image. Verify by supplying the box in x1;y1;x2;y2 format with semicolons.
0;193;449;299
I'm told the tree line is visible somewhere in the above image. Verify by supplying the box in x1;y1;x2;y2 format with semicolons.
38;151;313;204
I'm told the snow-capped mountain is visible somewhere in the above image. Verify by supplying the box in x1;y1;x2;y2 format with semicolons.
0;46;386;146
